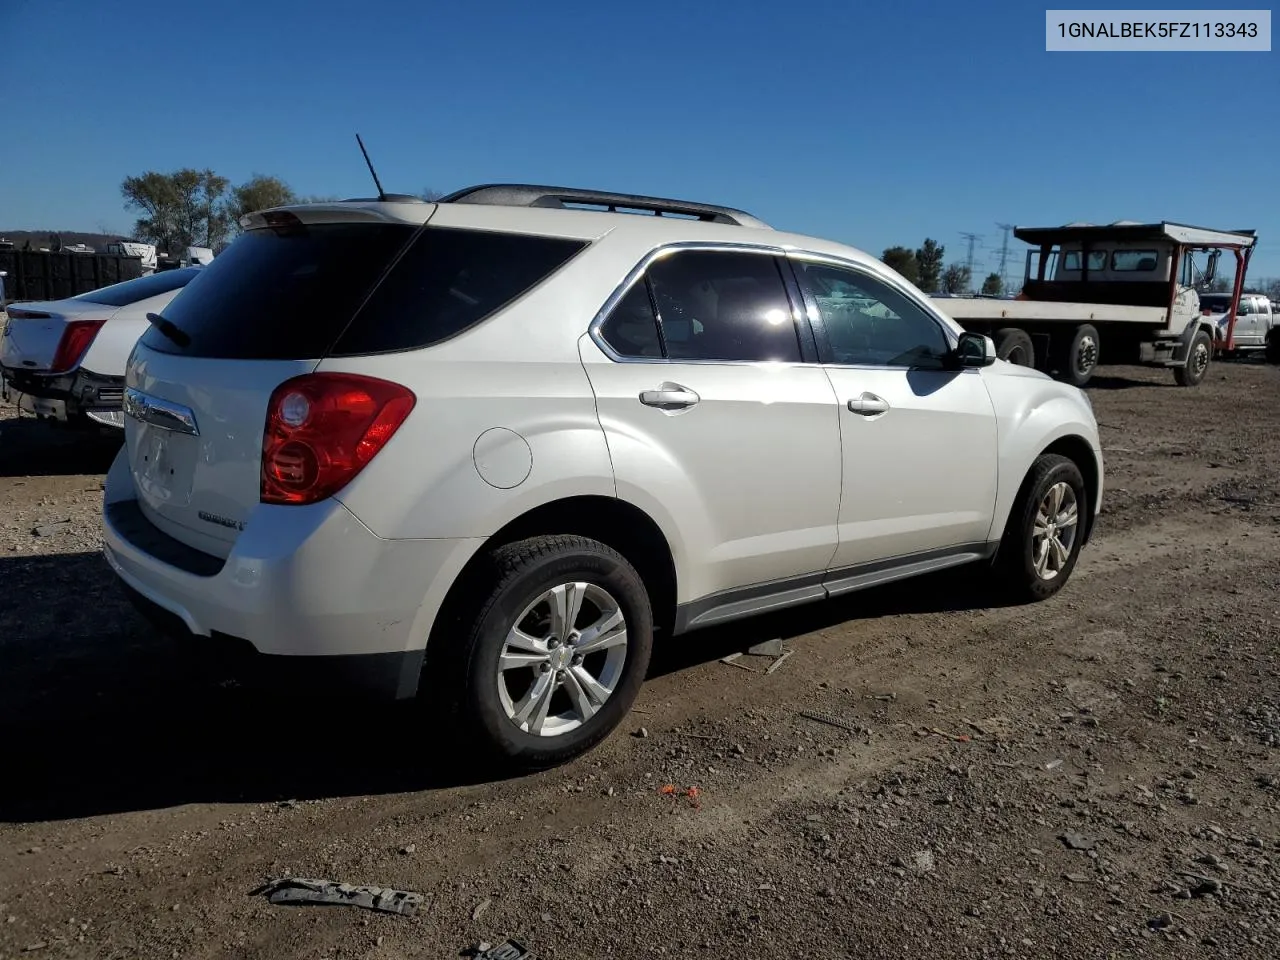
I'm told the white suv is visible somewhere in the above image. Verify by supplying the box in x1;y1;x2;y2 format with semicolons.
101;184;1103;768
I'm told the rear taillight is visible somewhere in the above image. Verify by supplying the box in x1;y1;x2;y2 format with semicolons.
50;319;107;373
261;373;416;506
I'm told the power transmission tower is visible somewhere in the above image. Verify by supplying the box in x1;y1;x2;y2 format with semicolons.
959;232;982;293
995;223;1015;293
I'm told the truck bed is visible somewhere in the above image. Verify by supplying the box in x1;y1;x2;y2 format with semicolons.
931;297;1168;326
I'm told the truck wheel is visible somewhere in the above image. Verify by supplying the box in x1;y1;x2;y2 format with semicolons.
1266;329;1280;365
1055;324;1099;387
994;453;1088;602
424;535;653;771
994;328;1034;367
1174;329;1212;386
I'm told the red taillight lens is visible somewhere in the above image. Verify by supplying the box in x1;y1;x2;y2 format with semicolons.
50;319;107;373
261;373;416;505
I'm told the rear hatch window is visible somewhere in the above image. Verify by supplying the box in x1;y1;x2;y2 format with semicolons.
140;221;587;360
139;223;415;359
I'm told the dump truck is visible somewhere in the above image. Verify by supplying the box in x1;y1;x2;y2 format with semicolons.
929;221;1257;387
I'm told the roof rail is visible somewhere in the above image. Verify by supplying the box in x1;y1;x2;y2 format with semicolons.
437;183;771;229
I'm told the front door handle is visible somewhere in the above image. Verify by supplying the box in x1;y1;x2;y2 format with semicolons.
639;382;700;410
847;392;890;416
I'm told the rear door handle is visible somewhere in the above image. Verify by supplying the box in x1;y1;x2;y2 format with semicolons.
639;382;700;409
847;392;890;416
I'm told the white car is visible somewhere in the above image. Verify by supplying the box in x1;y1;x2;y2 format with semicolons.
0;267;203;428
101;185;1104;768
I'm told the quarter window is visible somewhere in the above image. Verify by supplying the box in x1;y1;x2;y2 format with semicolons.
794;261;951;369
598;281;664;358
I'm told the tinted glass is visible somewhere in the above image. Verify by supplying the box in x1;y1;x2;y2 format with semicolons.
598;280;664;358
1062;250;1108;272
1199;294;1230;312
140;223;414;358
1111;249;1159;272
73;268;199;307
796;262;951;368
332;227;586;355
646;251;800;362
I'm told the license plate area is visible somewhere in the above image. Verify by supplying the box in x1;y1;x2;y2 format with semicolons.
132;421;199;508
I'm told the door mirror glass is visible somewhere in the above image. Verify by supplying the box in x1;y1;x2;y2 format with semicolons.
954;331;995;367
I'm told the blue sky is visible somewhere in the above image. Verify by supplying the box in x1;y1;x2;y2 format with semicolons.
2;0;1276;278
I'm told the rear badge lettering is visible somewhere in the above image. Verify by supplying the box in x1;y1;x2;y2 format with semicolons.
198;510;245;532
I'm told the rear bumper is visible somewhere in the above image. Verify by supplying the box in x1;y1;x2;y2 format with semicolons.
101;447;483;700
118;580;427;701
0;365;125;426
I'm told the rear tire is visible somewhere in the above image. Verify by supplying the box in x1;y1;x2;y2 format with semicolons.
1266;329;1280;365
425;535;653;771
1055;324;1099;387
1174;329;1213;386
993;453;1088;603
994;328;1035;367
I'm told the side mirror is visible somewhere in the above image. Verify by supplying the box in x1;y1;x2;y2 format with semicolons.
953;331;996;367
1204;250;1220;286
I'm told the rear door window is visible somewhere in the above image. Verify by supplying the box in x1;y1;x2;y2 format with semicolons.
644;250;801;363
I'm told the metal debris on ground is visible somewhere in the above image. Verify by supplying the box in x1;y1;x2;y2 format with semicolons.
747;638;786;657
765;650;793;675
474;940;539;960
31;520;71;537
864;693;896;702
719;652;759;673
921;727;971;743
472;897;492;921
250;877;424;916
797;710;862;734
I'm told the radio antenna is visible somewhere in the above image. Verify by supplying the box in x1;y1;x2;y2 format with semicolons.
355;134;388;201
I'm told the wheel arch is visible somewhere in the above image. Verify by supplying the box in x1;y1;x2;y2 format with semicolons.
425;495;681;659
1040;434;1101;544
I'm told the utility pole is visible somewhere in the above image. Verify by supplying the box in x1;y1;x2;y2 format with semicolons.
995;223;1014;294
959;232;981;294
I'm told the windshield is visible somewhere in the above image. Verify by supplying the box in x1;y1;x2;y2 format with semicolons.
1199;294;1231;313
72;268;200;306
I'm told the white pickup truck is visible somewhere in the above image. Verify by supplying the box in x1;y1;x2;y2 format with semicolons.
928;221;1261;386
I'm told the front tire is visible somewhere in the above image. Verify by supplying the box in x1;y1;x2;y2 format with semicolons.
429;535;653;770
994;453;1088;602
1174;329;1213;386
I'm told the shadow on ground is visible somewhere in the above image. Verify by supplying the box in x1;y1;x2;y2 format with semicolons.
0;550;1022;823
0;415;121;477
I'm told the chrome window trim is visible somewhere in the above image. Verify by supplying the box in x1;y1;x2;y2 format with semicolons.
587;241;805;367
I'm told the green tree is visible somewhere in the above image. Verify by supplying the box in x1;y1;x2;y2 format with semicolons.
880;246;919;285
916;238;945;293
122;168;231;251
980;273;1003;296
941;263;972;295
226;174;297;225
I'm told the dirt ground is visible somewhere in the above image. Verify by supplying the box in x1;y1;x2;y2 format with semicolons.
1;361;1278;960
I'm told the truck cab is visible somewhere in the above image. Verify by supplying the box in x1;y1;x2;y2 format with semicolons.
931;221;1257;388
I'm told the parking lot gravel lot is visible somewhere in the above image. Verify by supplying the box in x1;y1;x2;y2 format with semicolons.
1;361;1278;960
